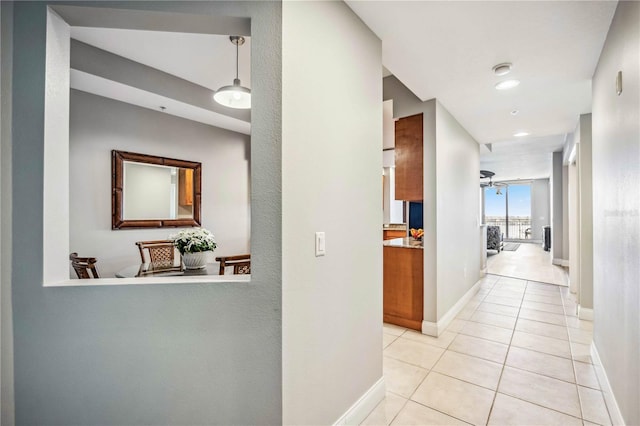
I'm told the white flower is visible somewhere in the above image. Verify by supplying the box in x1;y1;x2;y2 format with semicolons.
170;228;217;254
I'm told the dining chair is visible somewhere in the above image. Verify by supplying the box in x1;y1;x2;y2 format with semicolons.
69;252;100;279
135;240;178;266
215;254;251;275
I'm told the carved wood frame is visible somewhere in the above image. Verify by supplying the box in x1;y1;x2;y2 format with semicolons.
112;150;202;230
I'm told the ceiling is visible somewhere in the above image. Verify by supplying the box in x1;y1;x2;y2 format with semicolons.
70;27;251;134
71;27;251;91
347;1;617;180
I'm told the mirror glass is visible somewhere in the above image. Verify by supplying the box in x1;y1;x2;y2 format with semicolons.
112;150;202;229
122;162;194;220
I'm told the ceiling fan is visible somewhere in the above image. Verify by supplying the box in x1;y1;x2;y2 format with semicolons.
480;170;507;193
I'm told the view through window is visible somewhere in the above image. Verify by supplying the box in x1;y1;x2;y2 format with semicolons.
485;184;532;240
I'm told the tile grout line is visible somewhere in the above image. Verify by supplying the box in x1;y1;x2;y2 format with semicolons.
560;284;588;424
484;276;525;425
561;289;613;426
383;275;595;425
398;276;495;426
403;296;496;426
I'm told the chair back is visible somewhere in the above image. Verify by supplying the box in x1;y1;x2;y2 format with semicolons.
487;226;503;251
215;254;251;275
136;240;177;266
69;252;99;279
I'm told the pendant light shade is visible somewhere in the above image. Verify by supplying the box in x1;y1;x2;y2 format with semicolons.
214;36;251;109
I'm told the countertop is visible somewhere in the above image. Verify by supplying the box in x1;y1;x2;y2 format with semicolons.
383;237;423;249
383;223;407;230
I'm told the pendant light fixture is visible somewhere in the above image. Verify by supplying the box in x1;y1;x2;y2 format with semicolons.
213;35;251;109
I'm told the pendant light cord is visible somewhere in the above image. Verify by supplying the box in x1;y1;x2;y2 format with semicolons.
236;40;239;80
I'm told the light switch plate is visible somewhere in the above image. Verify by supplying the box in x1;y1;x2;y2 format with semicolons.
315;232;326;257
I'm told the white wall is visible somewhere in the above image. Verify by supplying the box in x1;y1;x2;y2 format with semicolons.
434;101;481;320
43;9;70;284
566;115;594;309
123;162;173;220
562;164;570;261
70;90;250;278
568;158;580;295
530;178;550;242
592;1;640;424
282;1;383;424
382;99;395;224
389;169;404;223
383;99;394;150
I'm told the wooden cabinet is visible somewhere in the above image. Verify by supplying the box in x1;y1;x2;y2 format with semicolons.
383;246;424;331
395;113;423;201
383;229;406;240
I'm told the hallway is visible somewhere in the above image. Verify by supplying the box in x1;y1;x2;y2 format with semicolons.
365;274;610;426
487;242;568;286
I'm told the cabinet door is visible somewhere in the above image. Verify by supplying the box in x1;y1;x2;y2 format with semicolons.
178;168;194;206
395;113;423;201
383;246;424;331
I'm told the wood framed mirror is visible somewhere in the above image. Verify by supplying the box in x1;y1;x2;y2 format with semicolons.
112;150;202;229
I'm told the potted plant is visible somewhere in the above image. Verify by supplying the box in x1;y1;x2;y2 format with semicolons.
170;228;217;269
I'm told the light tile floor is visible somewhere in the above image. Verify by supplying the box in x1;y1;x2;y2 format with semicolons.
487;243;568;286
363;274;612;426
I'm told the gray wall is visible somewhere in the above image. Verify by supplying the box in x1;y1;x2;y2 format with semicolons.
281;2;383;422
578;114;594;311
434;101;481;320
69;90;251;278
1;1;15;424
530;178;550;242
10;2;282;424
551;152;564;261
592;1;640;424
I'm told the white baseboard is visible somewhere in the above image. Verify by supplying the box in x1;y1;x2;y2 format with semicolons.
552;258;570;267
591;343;625;425
422;278;482;337
480;267;487;277
333;377;385;425
421;320;438;337
578;306;594;321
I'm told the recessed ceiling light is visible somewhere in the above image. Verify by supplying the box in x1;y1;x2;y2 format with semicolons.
514;131;529;137
492;62;512;76
510;109;519;116
495;80;520;90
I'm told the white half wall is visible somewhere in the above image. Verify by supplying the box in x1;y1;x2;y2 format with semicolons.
282;1;383;424
70;90;250;278
591;1;640;424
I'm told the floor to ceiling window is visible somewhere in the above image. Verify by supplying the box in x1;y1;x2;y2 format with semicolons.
485;183;532;240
